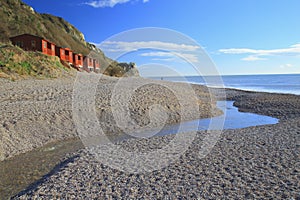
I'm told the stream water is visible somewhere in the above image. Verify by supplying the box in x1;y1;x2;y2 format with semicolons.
154;101;279;136
0;139;83;199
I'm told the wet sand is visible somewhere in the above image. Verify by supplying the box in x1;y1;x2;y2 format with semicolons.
0;138;83;199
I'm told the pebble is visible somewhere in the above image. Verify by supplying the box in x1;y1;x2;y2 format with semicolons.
0;76;299;199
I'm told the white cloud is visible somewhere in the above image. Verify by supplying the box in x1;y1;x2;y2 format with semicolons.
280;64;294;69
99;41;200;52
219;43;300;61
95;41;201;63
140;52;174;57
140;51;199;63
241;55;266;61
152;58;177;62
84;0;148;8
219;44;300;55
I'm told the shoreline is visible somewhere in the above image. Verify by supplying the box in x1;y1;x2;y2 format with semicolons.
1;76;299;199
210;86;300;96
153;73;300;96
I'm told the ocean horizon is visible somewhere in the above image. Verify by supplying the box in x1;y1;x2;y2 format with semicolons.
149;73;300;95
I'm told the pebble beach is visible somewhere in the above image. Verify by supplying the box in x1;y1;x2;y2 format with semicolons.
0;75;299;199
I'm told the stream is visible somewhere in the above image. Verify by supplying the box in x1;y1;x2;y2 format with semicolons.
0;101;279;199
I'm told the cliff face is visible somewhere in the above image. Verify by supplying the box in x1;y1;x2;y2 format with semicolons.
0;0;139;77
0;0;89;55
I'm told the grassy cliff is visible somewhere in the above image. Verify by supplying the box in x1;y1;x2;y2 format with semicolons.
0;43;75;80
0;0;139;78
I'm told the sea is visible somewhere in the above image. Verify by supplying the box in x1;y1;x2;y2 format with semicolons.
151;74;300;95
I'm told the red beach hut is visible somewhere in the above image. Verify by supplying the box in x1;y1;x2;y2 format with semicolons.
10;34;55;56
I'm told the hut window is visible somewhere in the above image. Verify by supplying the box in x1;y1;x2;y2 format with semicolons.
16;41;21;47
43;42;47;48
15;41;23;48
31;40;36;47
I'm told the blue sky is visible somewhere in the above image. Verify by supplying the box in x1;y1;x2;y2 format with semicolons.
22;0;300;76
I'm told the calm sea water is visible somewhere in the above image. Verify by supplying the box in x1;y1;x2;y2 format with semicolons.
152;74;300;95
